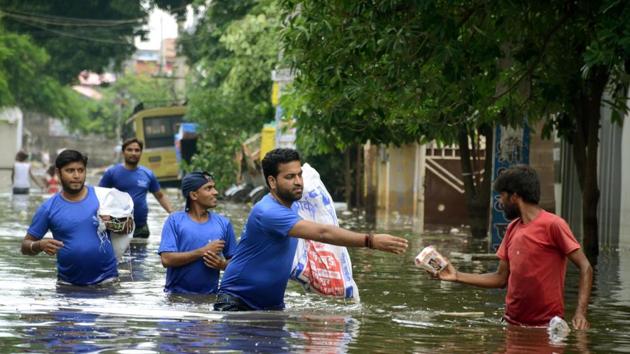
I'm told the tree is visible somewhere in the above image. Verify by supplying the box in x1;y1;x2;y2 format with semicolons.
0;26;82;120
180;0;281;188
0;0;192;84
280;1;498;236
64;72;180;138
280;0;630;259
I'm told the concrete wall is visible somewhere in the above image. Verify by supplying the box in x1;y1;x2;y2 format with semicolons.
0;121;20;169
0;107;23;169
23;111;118;168
620;103;630;249
598;106;623;248
617;93;630;303
375;144;418;229
560;91;630;249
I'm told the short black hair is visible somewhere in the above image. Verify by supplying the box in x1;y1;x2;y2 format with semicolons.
55;150;88;169
15;150;28;162
493;164;540;204
262;148;301;187
122;138;144;151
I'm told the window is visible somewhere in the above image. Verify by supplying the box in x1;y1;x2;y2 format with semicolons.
143;115;183;149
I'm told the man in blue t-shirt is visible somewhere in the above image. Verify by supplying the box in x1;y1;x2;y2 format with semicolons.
215;148;409;311
158;172;237;294
20;150;119;286
99;138;174;238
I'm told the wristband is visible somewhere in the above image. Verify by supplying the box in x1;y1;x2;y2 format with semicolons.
365;232;374;249
30;240;38;253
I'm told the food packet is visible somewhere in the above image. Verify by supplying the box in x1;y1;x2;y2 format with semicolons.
414;246;448;274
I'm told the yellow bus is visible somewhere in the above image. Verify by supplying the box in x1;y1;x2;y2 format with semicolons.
122;105;186;186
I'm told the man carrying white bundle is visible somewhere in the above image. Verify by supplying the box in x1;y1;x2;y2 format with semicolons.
215;148;408;311
20;150;132;286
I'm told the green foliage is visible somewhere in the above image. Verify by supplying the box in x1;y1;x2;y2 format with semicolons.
71;73;180;138
182;0;281;189
280;1;500;150
0;0;191;134
280;0;630;148
0;26;82;120
280;0;630;248
0;0;192;84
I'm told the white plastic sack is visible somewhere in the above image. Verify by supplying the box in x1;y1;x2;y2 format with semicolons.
94;187;134;262
290;163;360;301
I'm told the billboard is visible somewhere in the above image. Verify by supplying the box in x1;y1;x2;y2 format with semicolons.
490;124;530;251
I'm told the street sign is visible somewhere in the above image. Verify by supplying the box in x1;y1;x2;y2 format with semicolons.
272;68;296;82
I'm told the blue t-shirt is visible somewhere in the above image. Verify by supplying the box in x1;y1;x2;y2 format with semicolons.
27;186;118;285
99;164;160;227
218;194;301;310
158;211;237;294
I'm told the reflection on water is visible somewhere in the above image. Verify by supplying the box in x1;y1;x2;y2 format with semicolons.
0;171;629;352
10;193;30;214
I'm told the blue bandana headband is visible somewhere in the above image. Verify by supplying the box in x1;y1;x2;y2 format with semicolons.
181;171;214;210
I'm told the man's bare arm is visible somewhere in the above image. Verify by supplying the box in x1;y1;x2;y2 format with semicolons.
21;234;64;256
153;190;174;214
437;259;510;289
288;220;408;254
160;240;224;268
568;248;592;330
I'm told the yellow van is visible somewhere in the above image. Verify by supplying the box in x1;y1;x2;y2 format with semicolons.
122;105;186;186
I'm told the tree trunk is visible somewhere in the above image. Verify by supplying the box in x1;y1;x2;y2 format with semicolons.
571;66;608;264
458;125;493;238
354;144;364;208
344;147;352;207
364;144;377;224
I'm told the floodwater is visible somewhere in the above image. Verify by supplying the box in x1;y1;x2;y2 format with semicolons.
1;171;630;353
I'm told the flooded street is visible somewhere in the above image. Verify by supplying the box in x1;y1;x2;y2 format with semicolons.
1;171;630;352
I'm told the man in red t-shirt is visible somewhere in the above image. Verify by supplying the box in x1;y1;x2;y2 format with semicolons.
436;165;593;329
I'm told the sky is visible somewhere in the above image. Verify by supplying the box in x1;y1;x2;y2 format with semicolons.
135;8;178;51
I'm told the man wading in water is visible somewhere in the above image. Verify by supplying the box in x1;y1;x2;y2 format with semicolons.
433;165;592;329
214;148;409;311
99;138;173;239
21;150;127;286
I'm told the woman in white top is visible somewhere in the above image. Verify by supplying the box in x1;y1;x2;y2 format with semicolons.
11;151;42;194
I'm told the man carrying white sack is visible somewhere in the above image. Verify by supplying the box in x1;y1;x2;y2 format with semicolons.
20;150;133;286
214;148;408;311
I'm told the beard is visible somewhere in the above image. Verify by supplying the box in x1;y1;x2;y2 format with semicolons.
124;156;139;166
276;185;303;204
502;202;521;220
60;178;85;195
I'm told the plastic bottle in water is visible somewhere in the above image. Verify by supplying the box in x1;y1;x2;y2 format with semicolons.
547;316;570;343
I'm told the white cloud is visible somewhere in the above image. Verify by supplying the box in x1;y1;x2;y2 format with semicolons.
135;8;178;51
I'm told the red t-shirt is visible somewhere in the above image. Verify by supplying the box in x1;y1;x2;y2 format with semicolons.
496;210;581;326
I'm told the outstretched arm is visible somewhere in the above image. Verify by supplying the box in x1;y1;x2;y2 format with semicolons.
288;220;408;254
153;190;174;214
160;240;224;268
568;248;592;330
437;258;510;289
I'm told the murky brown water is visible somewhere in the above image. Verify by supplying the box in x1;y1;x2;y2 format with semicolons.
1;170;629;352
